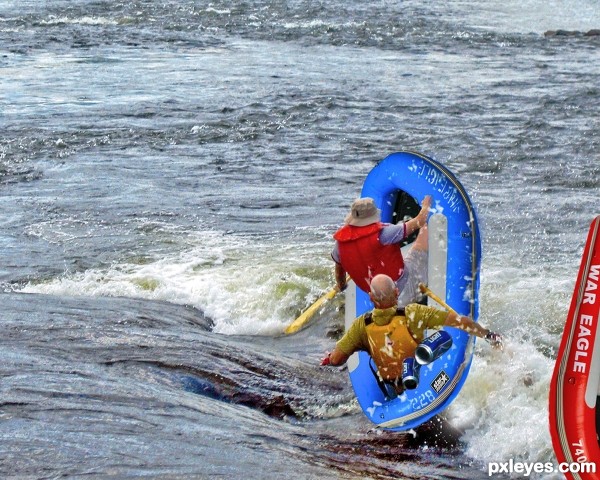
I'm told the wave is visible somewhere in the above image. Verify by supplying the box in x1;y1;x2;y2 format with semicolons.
36;16;124;27
20;228;337;336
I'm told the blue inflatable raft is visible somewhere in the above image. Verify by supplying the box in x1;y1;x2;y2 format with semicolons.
344;151;481;431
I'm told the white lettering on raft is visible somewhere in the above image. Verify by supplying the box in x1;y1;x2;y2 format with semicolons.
573;265;599;373
583;265;600;304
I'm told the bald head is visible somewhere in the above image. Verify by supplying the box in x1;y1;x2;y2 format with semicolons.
369;274;399;308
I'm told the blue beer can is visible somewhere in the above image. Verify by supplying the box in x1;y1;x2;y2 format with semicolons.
415;330;453;365
401;357;420;390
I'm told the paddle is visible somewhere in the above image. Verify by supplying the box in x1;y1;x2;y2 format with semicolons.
418;283;456;314
284;285;341;334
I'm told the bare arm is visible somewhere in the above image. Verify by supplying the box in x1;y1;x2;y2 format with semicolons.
323;347;350;366
404;195;432;237
321;316;367;366
334;262;347;291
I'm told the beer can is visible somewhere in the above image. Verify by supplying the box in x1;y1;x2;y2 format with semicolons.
415;330;453;365
401;357;420;390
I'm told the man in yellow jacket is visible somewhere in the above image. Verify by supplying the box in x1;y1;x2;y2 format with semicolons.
321;274;503;388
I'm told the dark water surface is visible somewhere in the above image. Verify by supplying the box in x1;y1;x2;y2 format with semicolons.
2;1;599;478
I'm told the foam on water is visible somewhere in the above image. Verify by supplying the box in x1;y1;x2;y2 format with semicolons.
21;228;335;336
444;261;576;478
449;342;557;472
38;16;121;26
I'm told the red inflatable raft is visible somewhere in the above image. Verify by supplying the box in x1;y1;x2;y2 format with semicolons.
549;215;600;479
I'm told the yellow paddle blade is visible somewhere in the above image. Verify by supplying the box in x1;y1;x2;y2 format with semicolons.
284;286;339;334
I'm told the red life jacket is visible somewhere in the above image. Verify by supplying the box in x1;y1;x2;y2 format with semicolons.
333;222;405;292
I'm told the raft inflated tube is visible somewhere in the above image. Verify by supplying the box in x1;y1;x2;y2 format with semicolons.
415;330;453;365
549;215;600;480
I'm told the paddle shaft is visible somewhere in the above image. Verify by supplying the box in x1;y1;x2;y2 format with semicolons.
418;282;456;314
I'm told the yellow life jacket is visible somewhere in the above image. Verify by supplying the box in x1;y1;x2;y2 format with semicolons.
365;308;419;381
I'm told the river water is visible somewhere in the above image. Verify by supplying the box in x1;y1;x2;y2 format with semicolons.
1;1;599;478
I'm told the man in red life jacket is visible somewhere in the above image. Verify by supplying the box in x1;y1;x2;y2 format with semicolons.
333;195;432;307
